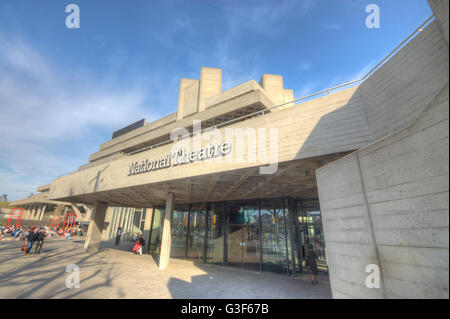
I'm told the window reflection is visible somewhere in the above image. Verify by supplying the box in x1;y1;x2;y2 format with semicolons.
148;207;165;255
299;209;328;272
206;204;225;264
260;199;290;274
171;209;188;258
187;204;207;259
143;198;328;276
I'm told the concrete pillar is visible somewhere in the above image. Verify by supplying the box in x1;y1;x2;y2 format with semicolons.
159;193;175;270
35;206;42;221
37;206;41;220
142;207;154;252
28;206;33;220
40;205;47;221
22;206;29;220
84;201;108;253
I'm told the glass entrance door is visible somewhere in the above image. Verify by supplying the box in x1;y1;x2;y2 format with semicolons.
297;200;328;274
226;224;260;271
242;224;260;271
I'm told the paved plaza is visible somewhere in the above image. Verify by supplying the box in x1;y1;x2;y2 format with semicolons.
0;238;331;299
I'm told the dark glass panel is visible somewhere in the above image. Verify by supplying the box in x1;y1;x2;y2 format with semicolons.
227;200;259;225
260;198;290;274
187;205;206;259
171;209;189;258
300;205;328;273
206;204;225;264
225;201;260;271
148;207;165;256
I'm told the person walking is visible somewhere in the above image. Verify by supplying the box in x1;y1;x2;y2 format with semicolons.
307;243;319;285
24;228;38;255
34;229;45;254
132;234;145;256
138;234;146;256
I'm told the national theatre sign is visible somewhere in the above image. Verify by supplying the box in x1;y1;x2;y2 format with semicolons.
128;142;232;176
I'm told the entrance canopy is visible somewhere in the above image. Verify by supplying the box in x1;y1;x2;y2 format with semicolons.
49;153;348;207
48;68;373;208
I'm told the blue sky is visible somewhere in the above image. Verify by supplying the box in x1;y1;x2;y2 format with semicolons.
0;0;432;201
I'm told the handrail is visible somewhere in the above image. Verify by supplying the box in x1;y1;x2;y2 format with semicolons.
267;14;435;110
127;14;435;156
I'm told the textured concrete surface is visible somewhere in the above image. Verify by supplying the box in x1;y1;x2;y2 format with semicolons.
0;239;331;299
429;0;449;44
316;1;449;299
317;85;449;299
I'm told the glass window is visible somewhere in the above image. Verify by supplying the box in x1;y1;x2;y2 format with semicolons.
148;207;165;256
300;208;328;273
225;201;260;271
121;208;132;242
108;207;119;240
260;199;290;274
140;209;147;233
130;209;142;241
171;208;189;258
227;201;259;225
206;204;225;264
187;203;207;259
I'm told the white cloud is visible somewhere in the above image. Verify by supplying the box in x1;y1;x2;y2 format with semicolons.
185;0;316;92
151;17;192;48
0;32;164;201
217;0;314;35
321;23;344;30
325;60;376;88
295;82;318;99
296;61;313;71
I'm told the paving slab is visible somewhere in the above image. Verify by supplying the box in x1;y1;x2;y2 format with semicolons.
0;238;331;299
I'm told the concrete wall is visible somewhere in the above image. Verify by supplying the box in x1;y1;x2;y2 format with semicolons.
359;20;449;141
98;113;177;154
90;68;296;162
429;0;449;45
317;81;448;298
317;4;449;298
48;85;373;201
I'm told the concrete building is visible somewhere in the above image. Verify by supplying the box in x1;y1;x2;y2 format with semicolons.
1;194;7;203
11;0;448;298
7;185;92;227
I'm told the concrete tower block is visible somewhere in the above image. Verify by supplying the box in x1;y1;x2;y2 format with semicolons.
177;78;199;120
259;74;285;107
281;89;294;109
198;67;222;112
428;0;449;45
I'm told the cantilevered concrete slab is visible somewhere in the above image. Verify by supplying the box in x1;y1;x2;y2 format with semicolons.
48;84;372;207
